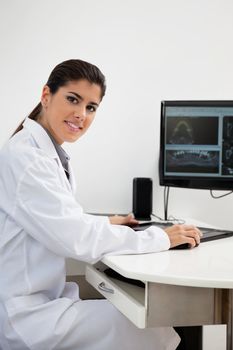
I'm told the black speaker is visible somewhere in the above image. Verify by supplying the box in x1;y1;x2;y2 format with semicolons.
132;178;153;220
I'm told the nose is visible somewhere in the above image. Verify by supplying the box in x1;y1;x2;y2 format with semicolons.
74;105;86;121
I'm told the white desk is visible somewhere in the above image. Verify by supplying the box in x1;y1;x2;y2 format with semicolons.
86;230;233;350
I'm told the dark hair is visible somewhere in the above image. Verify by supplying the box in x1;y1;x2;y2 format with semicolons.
12;59;106;136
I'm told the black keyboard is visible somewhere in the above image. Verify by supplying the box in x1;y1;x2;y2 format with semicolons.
133;221;233;249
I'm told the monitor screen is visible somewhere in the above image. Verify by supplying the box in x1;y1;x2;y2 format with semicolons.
159;100;233;190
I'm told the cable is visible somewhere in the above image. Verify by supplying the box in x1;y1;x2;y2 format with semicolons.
210;190;233;199
153;187;185;224
154;187;232;225
167;215;185;225
151;189;171;222
151;213;185;225
151;213;164;221
164;186;170;221
151;187;170;222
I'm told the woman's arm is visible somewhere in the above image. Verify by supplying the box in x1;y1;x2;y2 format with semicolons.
109;213;138;226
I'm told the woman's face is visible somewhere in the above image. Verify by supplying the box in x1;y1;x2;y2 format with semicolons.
39;79;102;144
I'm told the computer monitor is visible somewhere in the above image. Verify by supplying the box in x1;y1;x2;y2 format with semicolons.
159;100;233;190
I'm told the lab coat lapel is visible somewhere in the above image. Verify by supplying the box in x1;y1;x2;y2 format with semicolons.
23;118;58;160
67;162;76;194
23;118;74;193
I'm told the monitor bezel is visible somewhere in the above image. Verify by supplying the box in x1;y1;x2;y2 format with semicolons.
159;100;233;191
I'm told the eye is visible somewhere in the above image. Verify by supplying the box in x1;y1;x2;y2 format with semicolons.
87;105;97;113
66;96;78;104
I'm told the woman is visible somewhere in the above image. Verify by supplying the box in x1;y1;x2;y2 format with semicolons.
0;59;201;350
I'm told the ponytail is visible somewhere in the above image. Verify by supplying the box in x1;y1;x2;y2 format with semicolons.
11;102;42;137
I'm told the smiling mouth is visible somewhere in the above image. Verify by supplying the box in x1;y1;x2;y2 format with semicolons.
65;121;82;132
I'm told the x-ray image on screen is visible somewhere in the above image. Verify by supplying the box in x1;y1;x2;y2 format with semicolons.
223;116;233;139
166;150;219;174
222;116;233;175
160;101;233;190
166;117;218;145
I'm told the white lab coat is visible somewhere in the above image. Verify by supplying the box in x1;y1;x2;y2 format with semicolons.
0;118;179;350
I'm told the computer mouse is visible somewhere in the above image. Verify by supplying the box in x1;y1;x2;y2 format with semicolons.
170;243;190;250
170;243;199;250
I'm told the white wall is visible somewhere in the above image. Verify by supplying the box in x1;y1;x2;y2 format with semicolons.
1;0;233;229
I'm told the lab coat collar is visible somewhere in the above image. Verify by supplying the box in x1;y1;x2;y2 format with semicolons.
23;118;59;160
22;118;76;193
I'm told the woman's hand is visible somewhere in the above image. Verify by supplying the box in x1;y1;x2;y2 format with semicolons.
164;224;203;249
109;214;139;226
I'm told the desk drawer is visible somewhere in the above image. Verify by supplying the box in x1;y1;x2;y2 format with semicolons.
86;264;218;328
147;283;216;327
86;264;146;328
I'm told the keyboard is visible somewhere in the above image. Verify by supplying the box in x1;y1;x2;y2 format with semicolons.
132;221;233;249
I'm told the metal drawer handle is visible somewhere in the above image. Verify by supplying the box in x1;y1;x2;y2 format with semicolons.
98;282;114;294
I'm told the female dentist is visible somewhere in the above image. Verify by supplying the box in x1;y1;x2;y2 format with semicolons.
0;59;201;350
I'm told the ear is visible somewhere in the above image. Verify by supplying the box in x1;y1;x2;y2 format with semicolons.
41;85;51;108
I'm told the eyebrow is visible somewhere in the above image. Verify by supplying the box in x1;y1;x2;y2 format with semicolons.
68;91;99;107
